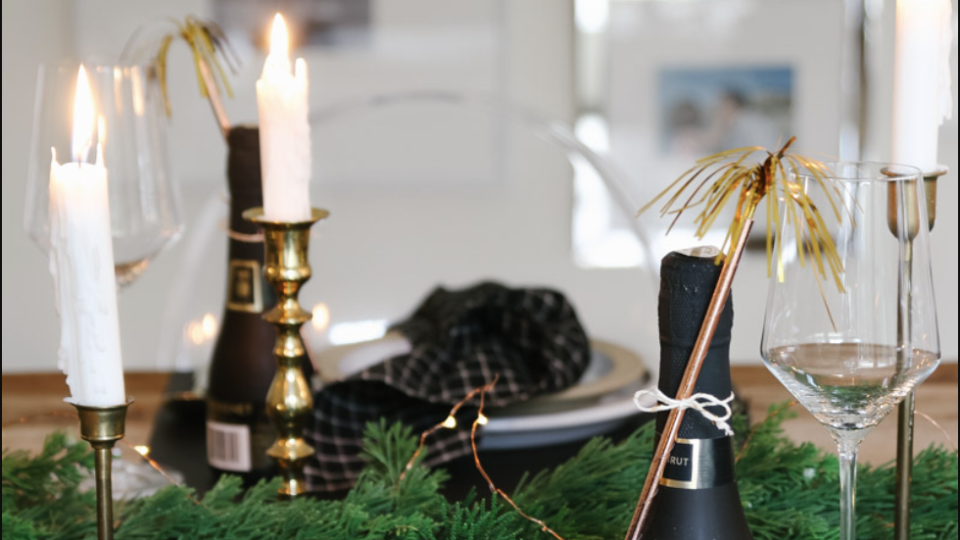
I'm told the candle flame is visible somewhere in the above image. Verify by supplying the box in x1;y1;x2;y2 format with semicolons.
72;65;96;163
269;14;290;59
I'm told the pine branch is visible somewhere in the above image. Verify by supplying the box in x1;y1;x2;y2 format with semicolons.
3;408;956;540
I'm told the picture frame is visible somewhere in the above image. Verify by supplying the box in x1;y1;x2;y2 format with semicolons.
574;0;848;267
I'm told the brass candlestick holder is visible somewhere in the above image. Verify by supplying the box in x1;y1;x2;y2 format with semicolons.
244;207;328;499
73;401;132;540
894;167;945;540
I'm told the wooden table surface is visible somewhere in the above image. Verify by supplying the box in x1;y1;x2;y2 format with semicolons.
3;366;956;465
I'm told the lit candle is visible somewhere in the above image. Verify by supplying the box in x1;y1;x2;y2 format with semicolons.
49;65;126;407
891;0;954;172
257;13;312;222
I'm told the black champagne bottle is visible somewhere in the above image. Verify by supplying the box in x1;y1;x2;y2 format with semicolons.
205;126;278;484
643;248;753;540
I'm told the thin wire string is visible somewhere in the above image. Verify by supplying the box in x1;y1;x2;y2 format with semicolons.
401;375;568;540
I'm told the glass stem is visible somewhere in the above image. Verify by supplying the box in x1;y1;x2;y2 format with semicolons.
838;439;860;540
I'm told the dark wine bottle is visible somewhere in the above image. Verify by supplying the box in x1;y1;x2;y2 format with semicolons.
643;248;753;540
205;126;279;484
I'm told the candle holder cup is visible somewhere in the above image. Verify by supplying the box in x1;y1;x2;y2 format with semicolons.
243;207;328;499
72;401;132;540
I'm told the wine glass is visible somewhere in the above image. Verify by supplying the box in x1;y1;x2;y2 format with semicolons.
761;162;940;540
25;61;184;289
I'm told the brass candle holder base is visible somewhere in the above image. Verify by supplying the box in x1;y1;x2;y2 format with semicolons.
894;167;946;540
244;207;329;499
73;401;131;540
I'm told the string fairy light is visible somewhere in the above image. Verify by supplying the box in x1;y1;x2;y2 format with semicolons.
401;375;500;481
401;375;569;540
2;410;82;429
917;411;958;455
2;409;184;489
120;440;184;487
733;401;958;462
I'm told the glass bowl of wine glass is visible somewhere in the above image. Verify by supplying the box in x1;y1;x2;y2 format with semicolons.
25;60;184;289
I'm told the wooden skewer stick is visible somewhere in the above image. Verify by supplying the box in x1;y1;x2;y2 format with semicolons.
197;56;231;139
624;219;754;540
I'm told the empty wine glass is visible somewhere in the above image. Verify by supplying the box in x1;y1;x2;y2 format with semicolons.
25;61;183;288
761;162;940;540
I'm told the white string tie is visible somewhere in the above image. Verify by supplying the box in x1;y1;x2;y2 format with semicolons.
634;389;736;437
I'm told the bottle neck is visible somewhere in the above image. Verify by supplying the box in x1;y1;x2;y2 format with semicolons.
226;193;265;260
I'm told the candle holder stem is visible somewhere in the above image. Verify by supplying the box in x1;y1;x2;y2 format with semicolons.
73;402;131;540
893;168;944;540
244;207;329;499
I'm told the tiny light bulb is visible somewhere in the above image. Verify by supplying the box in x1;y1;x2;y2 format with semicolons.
188;322;205;346
134;446;151;457
312;303;331;332
477;414;489;426
442;416;458;430
202;313;218;339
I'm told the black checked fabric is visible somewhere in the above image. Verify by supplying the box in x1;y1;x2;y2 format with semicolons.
304;282;592;493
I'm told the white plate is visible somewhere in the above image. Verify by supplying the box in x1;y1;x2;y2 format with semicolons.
314;336;654;450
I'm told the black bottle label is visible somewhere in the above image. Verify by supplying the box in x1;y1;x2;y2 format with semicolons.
206;398;274;473
226;260;264;313
660;436;737;490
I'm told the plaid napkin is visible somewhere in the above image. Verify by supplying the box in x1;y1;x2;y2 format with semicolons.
304;282;591;493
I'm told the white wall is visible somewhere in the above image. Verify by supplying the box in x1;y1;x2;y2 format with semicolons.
5;1;663;375
2;0;76;373
3;0;956;375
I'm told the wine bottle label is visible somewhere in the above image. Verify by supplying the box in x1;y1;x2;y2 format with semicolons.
226;260;264;313
206;399;275;473
207;421;253;472
659;436;737;490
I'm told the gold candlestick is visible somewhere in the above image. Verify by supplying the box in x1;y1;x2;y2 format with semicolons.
894;167;945;540
244;207;328;499
73;401;131;540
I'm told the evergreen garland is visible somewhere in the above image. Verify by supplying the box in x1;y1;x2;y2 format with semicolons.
3;407;957;540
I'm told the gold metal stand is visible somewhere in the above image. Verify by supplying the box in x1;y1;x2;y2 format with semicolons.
894;168;944;540
244;207;329;499
73;401;131;540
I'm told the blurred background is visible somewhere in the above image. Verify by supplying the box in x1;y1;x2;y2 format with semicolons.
2;0;958;376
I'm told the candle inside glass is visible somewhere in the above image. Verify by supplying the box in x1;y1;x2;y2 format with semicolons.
48;65;126;407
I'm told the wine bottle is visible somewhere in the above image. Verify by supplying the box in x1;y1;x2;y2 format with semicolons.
205;126;279;484
643;248;753;540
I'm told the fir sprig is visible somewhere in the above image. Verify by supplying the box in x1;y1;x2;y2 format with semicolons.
2;410;957;540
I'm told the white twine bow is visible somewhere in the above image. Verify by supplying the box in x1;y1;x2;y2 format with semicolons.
634;389;736;437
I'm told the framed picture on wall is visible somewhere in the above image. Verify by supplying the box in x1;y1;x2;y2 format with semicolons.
658;65;795;158
572;0;850;362
574;0;849;267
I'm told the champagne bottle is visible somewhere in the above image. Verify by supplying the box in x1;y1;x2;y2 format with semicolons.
205;126;278;484
643;248;753;540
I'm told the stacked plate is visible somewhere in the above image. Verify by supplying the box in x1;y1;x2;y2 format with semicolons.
315;336;655;450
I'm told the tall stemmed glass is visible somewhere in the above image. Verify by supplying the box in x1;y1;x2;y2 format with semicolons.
761;162;940;540
25;61;183;288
